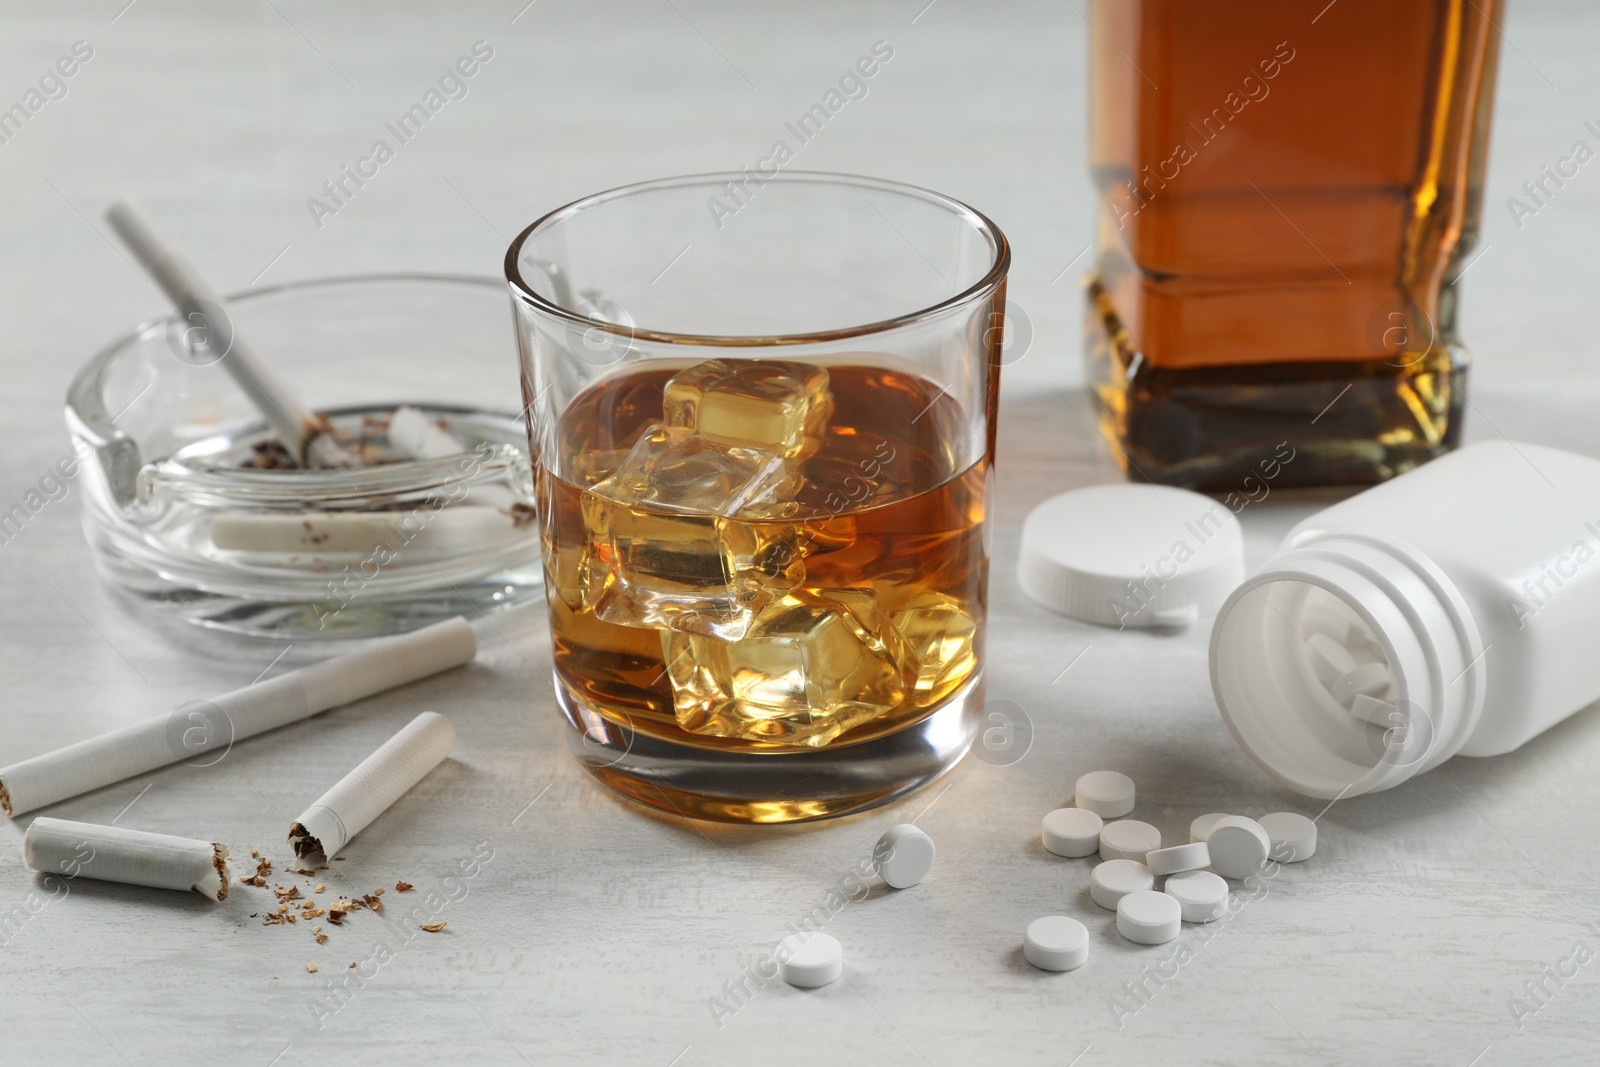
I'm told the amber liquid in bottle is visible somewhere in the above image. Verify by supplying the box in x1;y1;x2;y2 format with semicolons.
538;363;988;757
1087;0;1502;490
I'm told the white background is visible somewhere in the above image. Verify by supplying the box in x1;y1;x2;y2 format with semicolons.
1;2;1597;1065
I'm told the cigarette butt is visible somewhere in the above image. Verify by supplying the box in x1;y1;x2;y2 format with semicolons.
387;406;466;460
105;201;357;469
24;817;231;901
209;506;521;559
289;711;455;859
0;619;476;817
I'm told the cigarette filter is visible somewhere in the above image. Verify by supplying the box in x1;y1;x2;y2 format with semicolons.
0;618;476;817
289;710;456;858
23;817;231;901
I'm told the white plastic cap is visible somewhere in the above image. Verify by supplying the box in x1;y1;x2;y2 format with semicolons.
1018;484;1245;629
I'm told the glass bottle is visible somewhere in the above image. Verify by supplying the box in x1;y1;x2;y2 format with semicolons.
1086;0;1503;490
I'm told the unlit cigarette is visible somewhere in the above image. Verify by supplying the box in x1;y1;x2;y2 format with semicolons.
0;618;476;817
387;406;466;460
210;506;521;557
23;817;231;901
289;711;456;858
105;201;356;469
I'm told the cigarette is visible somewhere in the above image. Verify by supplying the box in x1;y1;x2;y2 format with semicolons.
23;817;231;901
0;618;476;817
209;506;522;558
387;406;466;460
104;201;357;469
289;711;455;858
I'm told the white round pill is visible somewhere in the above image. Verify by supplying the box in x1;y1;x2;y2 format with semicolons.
1164;869;1229;923
1117;890;1181;945
1145;841;1210;876
1207;816;1271;879
1258;811;1317;862
1099;819;1160;863
873;824;935;889
1089;858;1155;910
777;932;842;988
1023;915;1089;972
1348;693;1397;726
1306;632;1358;690
1042;808;1103;858
1190;812;1230;843
1075;770;1135;818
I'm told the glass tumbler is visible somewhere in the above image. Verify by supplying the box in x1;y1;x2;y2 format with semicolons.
506;172;1009;823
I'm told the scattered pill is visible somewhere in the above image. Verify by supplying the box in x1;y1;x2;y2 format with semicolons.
1089;859;1155;911
1145;841;1210;876
1334;661;1392;705
1302;603;1352;645
1190;812;1230;843
1258;811;1317;862
1074;770;1135;818
1116;890;1182;945
873;824;935;889
1206;816;1271;879
1163;870;1229;923
1349;693;1398;726
1099;819;1160;863
1307;632;1359;692
1023;916;1090;972
778;932;842;988
1041;808;1103;858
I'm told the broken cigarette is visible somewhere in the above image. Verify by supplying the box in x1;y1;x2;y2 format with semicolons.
23;817;231;901
0;618;476;817
289;711;456;859
105;201;357;469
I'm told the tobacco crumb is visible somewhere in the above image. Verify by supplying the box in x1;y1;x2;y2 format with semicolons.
315;934;328;945
306;964;318;973
250;849;259;859
348;962;357;969
419;922;448;933
293;868;317;877
315;884;326;894
245;440;296;470
508;502;538;528
361;893;382;912
395;881;414;892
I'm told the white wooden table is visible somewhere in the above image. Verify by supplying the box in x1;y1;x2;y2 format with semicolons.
1;2;1597;1064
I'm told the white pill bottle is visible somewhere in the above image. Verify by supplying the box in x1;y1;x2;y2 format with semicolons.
1211;441;1600;798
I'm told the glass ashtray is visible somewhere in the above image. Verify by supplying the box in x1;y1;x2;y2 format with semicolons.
65;273;543;639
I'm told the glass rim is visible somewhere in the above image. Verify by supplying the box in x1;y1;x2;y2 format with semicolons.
503;170;1011;347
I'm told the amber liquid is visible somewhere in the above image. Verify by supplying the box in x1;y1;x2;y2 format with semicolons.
538;363;988;750
1087;0;1501;490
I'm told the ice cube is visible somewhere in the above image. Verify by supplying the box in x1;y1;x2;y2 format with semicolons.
663;359;832;459
661;588;912;747
890;592;978;701
581;425;804;640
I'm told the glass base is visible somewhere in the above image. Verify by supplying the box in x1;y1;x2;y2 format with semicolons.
557;673;983;824
1085;278;1467;492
